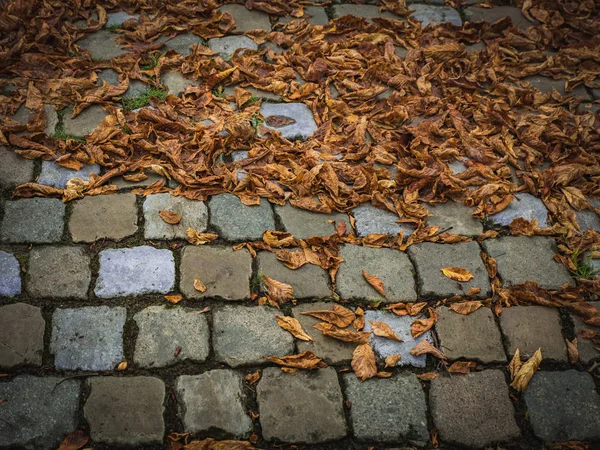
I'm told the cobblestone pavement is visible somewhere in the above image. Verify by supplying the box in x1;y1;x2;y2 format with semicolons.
1;1;600;450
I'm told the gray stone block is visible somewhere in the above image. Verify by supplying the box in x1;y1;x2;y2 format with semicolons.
280;6;329;26
209;193;275;241
176;370;253;438
408;4;462;26
465;5;532;29
571;301;600;364
212;305;294;367
106;11;139;27
1;198;65;243
0;145;34;188
351;203;414;237
143;193;208;240
12;104;58;135
575;209;600;232
98;68;119;85
63;105;109;137
259;102;318;140
51;306;126;370
257;367;347;443
332;4;402;22
162;33;205;56
220;4;272;32
488;193;550;228
275;203;348;238
78;30;125;60
95;246;175;297
0;303;44;368
208;36;258;60
112;172;165;188
426;201;483;236
122;80;149;99
162;72;198;95
523;76;589;99
0;251;21;297
38;161;100;188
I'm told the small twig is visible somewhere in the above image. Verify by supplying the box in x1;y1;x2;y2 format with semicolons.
588;361;599;373
52;373;99;393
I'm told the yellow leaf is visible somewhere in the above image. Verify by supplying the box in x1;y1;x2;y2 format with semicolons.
186;228;218;245
369;320;402;342
441;267;474;282
508;348;523;379
510;348;542;392
276;316;313;341
362;269;386;296
159;210;181;225
566;338;578;364
301;304;355;328
384;354;402;367
193;278;207;293
266;351;327;369
351;343;377;381
165;294;183;304
117;361;127;371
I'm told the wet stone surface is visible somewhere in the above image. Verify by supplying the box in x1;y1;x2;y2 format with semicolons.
220;4;271;32
1;198;65;243
161;33;205;56
464;5;532;29
332;4;402;22
275;203;348;239
162;71;198;95
408;4;462;27
78;30;125;60
571;301;600;364
425;201;483;236
0;303;44;368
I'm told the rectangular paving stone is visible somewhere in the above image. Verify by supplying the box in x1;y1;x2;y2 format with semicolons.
257;367;347;443
575;209;600;232
161;32;205;56
162;71;198;95
85;377;165;445
180;245;252;300
63;105;109;137
259;102;318;140
176;370;253;438
0;376;80;450
0;303;44;368
133;306;210;368
351;203;414;237
209;193;276;241
280;6;329;25
336;245;417;303
407;241;491;298
143;193;208;240
0;145;34;188
524;371;600;442
524;76;590;99
0;251;21;296
208;36;258;60
26;246;91;299
212;305;294;367
95;246;175;297
38;161;100;189
343;373;428;444
220;4;272;32
488;193;550;228
482;236;573;290
499;305;567;362
426;201;483;236
332;4;403;22
78;30;125;60
1;198;65;243
430;370;520;448
12;104;58;136
408;4;462;26
571;300;600;364
465;5;532;29
275;203;348;239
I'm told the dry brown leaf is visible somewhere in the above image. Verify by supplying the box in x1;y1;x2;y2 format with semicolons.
183;439;257;450
186;229;218;245
566;338;578;364
448;301;483;315
159;210;181;225
193;279;207;293
165;294;183;304
417;372;438;381
57;430;89;450
384;354;402;367
266;351;327;369
263;276;294;304
510;348;542;392
410;340;446;360
263;230;296;248
276;315;313;341
353;315;365;331
406;302;428;316
467;287;481;296
245;370;260;384
369;320;402;342
441;267;474;282
351;343;377;381
301;304;355;328
411;307;438;338
362;269;386;296
447;361;477;374
508;348;523;379
376;371;392;378
116;361;127;371
314;322;371;343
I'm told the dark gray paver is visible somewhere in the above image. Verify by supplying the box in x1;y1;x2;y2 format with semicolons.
571;301;600;363
343;373;428;444
488;193;550;227
69;193;138;242
1;198;65;243
426;201;483;236
524;76;589;99
85;377;165;445
161;33;204;56
98;68;119;85
482;236;573;290
0;303;44;368
407;241;491;298
408;4;461;26
575;209;600;232
257;367;347;443
436;306;506;363
332;4;402;22
0;251;21;297
257;250;331;299
106;11;138;27
133;306;210;368
95;246;175;297
352;203;414;237
336;245;417;303
38;161;100;188
0;145;34;188
26;246;91;299
62;105;109;137
143;193;208;239
12;104;58;135
212;305;294;367
430;370;520;448
525;371;600;442
275;203;348;238
162;72;198;95
51;306;126;370
208;36;258;60
465;5;532;29
220;4;272;32
180;245;252;300
364;310;433;368
259;102;318;140
0;376;80;450
78;30;125;60
499;306;567;361
176;370;253;438
209;193;275;241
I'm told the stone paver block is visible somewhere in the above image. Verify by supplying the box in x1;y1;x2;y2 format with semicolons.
352;203;414;237
122;80;149;99
430;370;520;447
63;104;109;137
364;310;433;367
275;203;348;238
465;5;532;29
162;33;205;56
209;193;275;241
332;4;402;22
0;251;21;297
488;193;550;227
281;6;329;26
259;102;318;140
1;198;65;243
180;245;252;300
337;245;417;303
220;4;271;32
12;104;59;135
143;193;208;240
69;193;138;242
98;68;119;85
162;71;198;95
38;160;100;188
426;201;483;236
524;371;600;442
257;251;331;299
524;76;589;99
176;370;252;437
409;4;462;27
0;145;34;188
96;246;174;297
482;236;573;290
257;367;347;443
224;84;282;101
407;241;491;298
436;306;506;363
134;306;209;368
571;301;600;363
499;306;566;361
26;246;91;299
0;376;80;449
575;209;600;232
106;11;139;27
78;30;125;60
343;373;428;444
293;302;356;364
85;377;165;445
0;303;44;368
112;171;165;188
208;36;258;60
212;305;294;367
51;306;125;370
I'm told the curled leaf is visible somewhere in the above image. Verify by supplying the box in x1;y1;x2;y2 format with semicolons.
510;348;542;392
384;354;402;367
276;315;313;341
193;278;207;293
116;361;127;371
411;307;438;338
186;228;218;245
447;361;477;374
417;372;438;381
314;322;370;343
57;430;89;450
566;338;578;364
369;320;402;342
301;304;355;328
362;269;386;296
508;348;523;379
263;276;294;304
351;343;377;381
159;209;181;224
266;351;327;369
441;267;474;282
245;370;260;384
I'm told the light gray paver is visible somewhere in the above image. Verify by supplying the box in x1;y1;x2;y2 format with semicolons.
482;236;573;290
352;203;414;237
343;373;429;444
208;36;258;60
78;30;125;60
465;5;532;29
38;161;100;188
85;377;165;445
488;193;550;227
572;301;600;363
209;193;275;241
162;33;204;56
408;4;462;27
106;11;138;27
430;370;520;448
62;104;109;137
0;376;80;450
0;251;21;297
257;367;347;443
1;198;65;243
275;203;348;238
0;303;44;368
212;305;294;367
0;145;34;188
259;102;318;140
220;4;272;32
575;209;600;232
524;76;589;99
95;246;175;297
12;104;58;135
134;306;210;368
143;193;208;239
162;72;198;95
426;201;483;236
176;370;253;438
51;306;126;370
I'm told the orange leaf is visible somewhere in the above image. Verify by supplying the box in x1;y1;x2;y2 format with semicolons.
353;315;365;331
301;304;355;328
186;229;218;245
441;267;474;282
58;430;89;450
276;316;313;341
410;340;446;360
266;351;327;369
351;344;377;381
384;354;402;367
411;307;438;338
448;301;483;315
447;361;477;374
116;361;127;371
417;372;438;381
193;278;207;293
369;320;402;342
314;322;370;343
245;370;260;384
165;294;183;304
263;276;294;304
362;269;386;296
159;210;181;225
565;338;578;364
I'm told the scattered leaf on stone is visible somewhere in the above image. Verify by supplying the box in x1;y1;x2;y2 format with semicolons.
263;230;296;248
301;304;355;328
510;348;542;392
266;351;327;370
466;287;481;296
262;276;294;304
447;361;477;374
165;294;183;304
384;354;402;367
362;269;386;296
369;320;402;342
441;267;474;282
159;210;181;225
116;361;127;371
314;322;370;343
276;315;313;341
57;430;89;450
376;371;392;378
508;348;523;379
186;229;218;245
417;372;438;381
193;278;207;293
351;343;377;381
448;301;483;315
265;115;296;127
353;315;365;331
411;307;438;338
245;370;260;384
566;338;578;364
410;340;446;360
